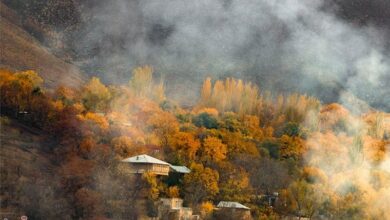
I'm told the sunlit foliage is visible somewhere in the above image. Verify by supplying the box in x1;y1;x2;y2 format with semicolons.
1;68;389;219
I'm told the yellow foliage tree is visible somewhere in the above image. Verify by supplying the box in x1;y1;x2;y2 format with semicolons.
83;112;110;131
0;70;44;112
148;111;179;148
142;172;159;200
184;163;219;205
200;136;227;164
279;135;306;160
167;186;180;198
129;66;153;97
170;132;200;161
199;201;214;219
82;77;111;112
111;136;134;158
201;77;212;105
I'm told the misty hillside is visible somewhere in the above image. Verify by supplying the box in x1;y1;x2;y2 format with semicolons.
1;0;389;110
0;1;390;219
0;2;85;88
1;67;389;219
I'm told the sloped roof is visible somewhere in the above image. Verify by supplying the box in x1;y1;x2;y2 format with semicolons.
121;154;169;165
122;154;191;173
217;201;250;210
170;165;191;174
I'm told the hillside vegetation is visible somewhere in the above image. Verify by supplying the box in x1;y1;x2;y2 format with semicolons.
0;67;389;219
0;118;63;219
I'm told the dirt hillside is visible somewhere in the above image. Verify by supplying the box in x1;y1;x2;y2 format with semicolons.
0;2;86;88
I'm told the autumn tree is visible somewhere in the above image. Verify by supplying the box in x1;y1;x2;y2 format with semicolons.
183;163;219;205
220;131;259;159
166;186;180;198
111;136;134;158
129;66;165;102
169;131;200;163
129;66;153;97
142;172;160;201
46;103;83;140
366;112;385;139
199;201;214;219
148;111;179;148
284;180;323;219
82;77;111;112
75;187;104;219
349;135;364;165
200;136;227;164
1;70;44;114
242;114;263;139
331;184;368;220
217;162;252;203
54;86;77;106
200;77;212;105
78;112;110;136
152;80;166;103
79;136;98;159
279;135;306;160
198;77;261;115
250;158;291;195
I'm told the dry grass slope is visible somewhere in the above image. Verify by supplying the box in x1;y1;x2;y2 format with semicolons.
0;2;86;88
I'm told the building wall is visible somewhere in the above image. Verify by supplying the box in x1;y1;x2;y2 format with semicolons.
151;164;170;175
129;163;170;175
215;208;252;220
158;198;194;220
160;198;183;209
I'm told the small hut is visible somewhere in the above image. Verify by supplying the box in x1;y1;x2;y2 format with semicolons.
216;201;251;220
158;198;195;220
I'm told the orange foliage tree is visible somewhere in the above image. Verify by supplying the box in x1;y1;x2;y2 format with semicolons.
169;131;200;162
200;136;227;164
183;163;219;205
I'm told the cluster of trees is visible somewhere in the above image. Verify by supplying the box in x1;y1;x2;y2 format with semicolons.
1;67;389;219
198;77;320;127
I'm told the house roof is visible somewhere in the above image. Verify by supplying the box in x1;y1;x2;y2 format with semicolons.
217;201;250;210
121;154;169;165
170;165;191;174
122;154;191;173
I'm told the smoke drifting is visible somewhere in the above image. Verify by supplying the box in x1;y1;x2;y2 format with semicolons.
304;112;390;219
67;0;389;111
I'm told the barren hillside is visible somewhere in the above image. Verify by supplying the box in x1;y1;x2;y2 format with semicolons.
0;2;85;88
0;118;66;219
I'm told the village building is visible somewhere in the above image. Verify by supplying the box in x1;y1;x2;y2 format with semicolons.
158;198;198;220
121;154;171;175
170;165;191;174
215;201;251;220
256;192;279;207
121;154;190;176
